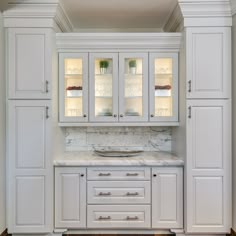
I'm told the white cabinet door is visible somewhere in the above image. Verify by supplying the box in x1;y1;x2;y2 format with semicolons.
55;167;86;229
89;53;119;122
59;53;89;122
119;53;148;122
186;100;231;233
186;27;231;99
152;168;183;229
7;100;52;233
8;28;52;99
149;53;178;122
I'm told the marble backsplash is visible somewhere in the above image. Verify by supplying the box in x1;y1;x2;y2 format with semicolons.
65;127;172;152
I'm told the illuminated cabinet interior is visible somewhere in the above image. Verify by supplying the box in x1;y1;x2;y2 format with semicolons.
59;52;178;125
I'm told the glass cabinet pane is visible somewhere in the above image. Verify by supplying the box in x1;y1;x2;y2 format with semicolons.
124;58;143;117
90;53;118;122
154;58;173;117
59;53;88;122
64;58;83;117
149;53;178;122
119;53;148;122
94;58;113;117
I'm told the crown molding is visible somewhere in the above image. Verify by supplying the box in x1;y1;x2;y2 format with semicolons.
56;33;182;51
3;0;72;31
178;0;232;18
231;0;236;16
164;4;183;32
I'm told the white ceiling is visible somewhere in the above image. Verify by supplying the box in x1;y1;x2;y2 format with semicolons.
62;0;178;32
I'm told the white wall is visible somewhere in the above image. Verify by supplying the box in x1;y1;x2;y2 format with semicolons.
233;13;236;230
0;11;6;234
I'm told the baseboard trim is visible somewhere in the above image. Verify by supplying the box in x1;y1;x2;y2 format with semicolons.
0;229;7;236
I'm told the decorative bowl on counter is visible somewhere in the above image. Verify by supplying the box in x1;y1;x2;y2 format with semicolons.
93;146;144;157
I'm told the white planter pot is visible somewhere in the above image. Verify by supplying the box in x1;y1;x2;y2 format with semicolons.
67;90;83;97
100;67;107;74
155;89;171;97
129;67;136;74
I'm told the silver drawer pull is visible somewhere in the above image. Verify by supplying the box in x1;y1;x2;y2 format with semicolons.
126;216;139;220
126;173;138;176
126;192;139;196
98;216;111;220
98;173;111;176
98;192;111;196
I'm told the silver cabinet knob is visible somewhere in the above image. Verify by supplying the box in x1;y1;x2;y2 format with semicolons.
120;114;123;117
113;114;117;117
83;114;87;118
151;114;154;117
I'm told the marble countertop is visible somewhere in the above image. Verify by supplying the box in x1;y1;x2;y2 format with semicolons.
54;151;184;167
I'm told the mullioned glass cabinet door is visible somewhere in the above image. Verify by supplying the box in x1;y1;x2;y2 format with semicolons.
59;53;88;122
118;53;149;122
149;53;178;122
89;53;119;122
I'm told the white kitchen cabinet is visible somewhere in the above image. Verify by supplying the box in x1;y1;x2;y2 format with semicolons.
89;53;119;122
8;28;52;99
152;168;183;229
149;53;178;122
89;52;148;122
118;53;148;122
186;99;231;233
7;100;52;233
186;27;231;99
57;33;182;126
59;53;89;122
55;167;86;229
55;166;183;231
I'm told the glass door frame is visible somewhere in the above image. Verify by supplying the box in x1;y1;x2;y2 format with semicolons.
89;52;119;122
59;53;89;122
118;52;149;122
149;52;178;122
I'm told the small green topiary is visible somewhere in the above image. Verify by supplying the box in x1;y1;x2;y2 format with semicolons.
129;60;136;68
99;60;109;68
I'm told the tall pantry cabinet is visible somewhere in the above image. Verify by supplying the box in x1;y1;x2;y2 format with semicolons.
7;28;53;234
185;27;232;233
4;2;69;233
172;1;232;234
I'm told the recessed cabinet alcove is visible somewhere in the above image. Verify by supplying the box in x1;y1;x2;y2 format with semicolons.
57;33;181;126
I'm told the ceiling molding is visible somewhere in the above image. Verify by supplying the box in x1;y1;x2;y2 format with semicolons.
164;4;183;32
178;0;232;17
231;0;236;16
3;0;72;31
56;33;182;51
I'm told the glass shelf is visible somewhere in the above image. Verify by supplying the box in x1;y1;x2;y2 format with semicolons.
125;96;143;98
95;96;112;98
66;96;83;98
65;73;83;76
95;73;113;76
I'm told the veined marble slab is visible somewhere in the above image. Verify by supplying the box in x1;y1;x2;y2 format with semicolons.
54;151;184;166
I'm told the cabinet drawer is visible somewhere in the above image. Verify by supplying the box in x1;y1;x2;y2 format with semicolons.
87;205;150;228
87;167;150;180
87;181;150;204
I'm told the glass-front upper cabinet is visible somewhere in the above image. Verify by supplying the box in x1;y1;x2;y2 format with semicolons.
119;53;148;122
89;53;118;122
59;53;88;122
149;53;178;122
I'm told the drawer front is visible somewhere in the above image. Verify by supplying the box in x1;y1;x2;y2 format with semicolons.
87;167;150;180
87;205;150;228
87;181;150;204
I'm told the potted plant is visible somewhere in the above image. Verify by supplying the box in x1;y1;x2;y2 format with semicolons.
99;60;109;74
129;60;137;74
